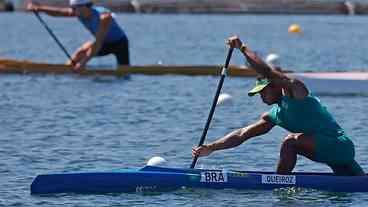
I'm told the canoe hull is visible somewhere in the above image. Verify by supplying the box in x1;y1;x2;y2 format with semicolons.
2;58;368;95
30;166;368;194
0;58;258;77
293;72;368;95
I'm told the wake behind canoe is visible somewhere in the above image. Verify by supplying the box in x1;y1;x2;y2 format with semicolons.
30;166;368;194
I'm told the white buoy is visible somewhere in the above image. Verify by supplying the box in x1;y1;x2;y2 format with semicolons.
130;0;141;13
146;156;167;166
344;1;355;15
217;93;233;106
265;53;280;66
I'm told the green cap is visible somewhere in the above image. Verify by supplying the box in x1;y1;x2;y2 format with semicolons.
248;79;271;96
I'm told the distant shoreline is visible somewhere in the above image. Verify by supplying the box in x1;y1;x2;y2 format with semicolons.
3;0;368;15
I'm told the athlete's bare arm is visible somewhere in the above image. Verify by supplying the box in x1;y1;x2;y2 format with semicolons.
227;36;309;99
27;1;75;17
192;113;275;157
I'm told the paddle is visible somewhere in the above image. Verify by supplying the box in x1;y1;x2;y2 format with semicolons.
190;47;234;169
32;11;75;65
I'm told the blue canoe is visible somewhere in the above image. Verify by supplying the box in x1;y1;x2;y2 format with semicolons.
31;166;368;194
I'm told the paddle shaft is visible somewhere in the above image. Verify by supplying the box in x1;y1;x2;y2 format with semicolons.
190;48;233;169
33;11;75;65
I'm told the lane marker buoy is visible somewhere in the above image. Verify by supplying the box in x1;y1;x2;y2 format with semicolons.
217;93;233;106
146;156;167;166
288;24;302;34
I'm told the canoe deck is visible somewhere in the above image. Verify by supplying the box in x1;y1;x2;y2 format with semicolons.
292;72;368;95
1;58;368;79
2;58;367;95
30;166;368;194
294;72;368;80
0;58;259;77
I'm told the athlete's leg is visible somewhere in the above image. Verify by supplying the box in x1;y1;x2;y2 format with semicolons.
277;133;316;174
114;39;130;66
68;41;93;65
96;39;130;66
328;160;365;176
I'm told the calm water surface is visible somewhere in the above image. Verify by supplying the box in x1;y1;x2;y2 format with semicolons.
0;13;368;206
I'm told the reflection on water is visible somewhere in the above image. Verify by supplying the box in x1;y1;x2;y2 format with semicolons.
273;187;353;206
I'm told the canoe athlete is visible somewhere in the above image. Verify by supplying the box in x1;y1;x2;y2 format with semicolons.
192;36;365;176
27;0;129;70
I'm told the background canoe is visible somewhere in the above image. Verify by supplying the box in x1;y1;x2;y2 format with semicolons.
0;58;258;77
1;58;367;95
292;72;368;95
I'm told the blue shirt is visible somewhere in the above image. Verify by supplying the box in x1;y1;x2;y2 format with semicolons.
78;6;127;43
